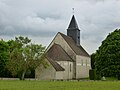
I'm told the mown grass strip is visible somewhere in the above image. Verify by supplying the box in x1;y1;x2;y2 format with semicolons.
0;80;120;90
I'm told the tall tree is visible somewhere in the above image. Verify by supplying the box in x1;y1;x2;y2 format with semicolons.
6;36;47;80
0;40;10;77
94;29;120;78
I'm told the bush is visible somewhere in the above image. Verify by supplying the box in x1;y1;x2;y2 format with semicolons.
89;69;96;80
117;75;120;80
96;74;101;80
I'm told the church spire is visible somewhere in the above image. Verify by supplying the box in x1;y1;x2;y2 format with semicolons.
68;15;79;29
67;15;80;45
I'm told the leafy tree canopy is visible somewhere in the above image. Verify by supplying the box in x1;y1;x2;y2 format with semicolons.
0;40;10;77
94;29;120;78
6;36;47;80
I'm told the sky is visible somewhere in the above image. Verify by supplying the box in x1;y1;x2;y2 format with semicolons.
0;0;120;54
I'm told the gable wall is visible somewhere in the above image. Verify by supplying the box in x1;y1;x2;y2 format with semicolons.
49;33;76;79
76;55;91;79
46;33;76;60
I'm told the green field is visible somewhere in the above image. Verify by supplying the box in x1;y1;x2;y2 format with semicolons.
0;80;120;90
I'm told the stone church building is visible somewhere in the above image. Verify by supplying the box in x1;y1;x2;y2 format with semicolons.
35;15;91;80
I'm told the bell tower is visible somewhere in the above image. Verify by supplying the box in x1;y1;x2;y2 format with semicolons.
67;15;80;45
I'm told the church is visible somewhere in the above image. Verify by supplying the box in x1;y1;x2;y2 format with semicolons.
35;15;91;80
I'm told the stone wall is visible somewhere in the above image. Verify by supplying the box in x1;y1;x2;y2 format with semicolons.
76;55;91;79
35;59;56;80
57;61;73;79
46;33;76;60
46;33;76;78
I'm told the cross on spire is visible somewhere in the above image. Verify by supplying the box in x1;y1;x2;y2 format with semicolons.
72;8;75;15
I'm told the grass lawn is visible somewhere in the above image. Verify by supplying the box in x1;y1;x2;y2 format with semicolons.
0;80;120;90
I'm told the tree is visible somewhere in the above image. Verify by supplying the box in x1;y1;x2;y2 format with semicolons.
94;29;120;79
0;40;11;77
6;36;47;80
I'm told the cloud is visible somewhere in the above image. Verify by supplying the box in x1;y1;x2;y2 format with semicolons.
0;0;120;54
0;0;69;37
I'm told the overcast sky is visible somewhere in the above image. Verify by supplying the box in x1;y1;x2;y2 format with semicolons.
0;0;120;54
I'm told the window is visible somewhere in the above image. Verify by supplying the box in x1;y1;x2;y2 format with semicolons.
70;64;71;72
81;60;83;66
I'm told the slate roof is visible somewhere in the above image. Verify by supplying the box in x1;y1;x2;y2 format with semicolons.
46;57;65;71
47;44;73;62
46;44;73;71
68;15;79;29
59;32;90;57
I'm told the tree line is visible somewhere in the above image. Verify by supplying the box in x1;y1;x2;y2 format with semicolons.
0;36;47;80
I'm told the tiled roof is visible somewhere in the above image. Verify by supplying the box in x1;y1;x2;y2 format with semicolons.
59;32;90;57
46;44;73;71
46;57;65;71
47;44;73;62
